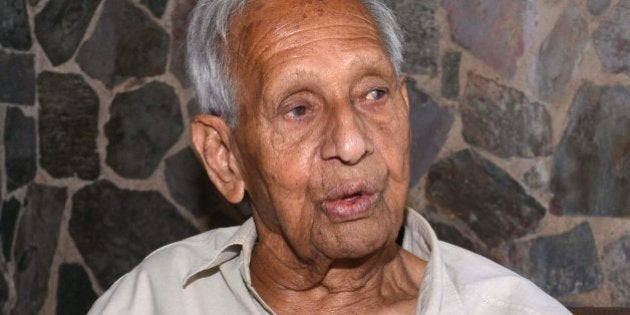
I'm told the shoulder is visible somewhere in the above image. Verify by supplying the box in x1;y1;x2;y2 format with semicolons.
140;225;240;271
88;226;241;314
438;241;570;315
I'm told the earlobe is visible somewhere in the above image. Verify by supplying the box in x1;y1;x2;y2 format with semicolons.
190;114;246;204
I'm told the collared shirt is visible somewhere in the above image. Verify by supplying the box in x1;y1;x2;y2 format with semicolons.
89;209;569;314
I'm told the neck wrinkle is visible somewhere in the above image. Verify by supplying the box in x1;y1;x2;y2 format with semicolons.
250;233;405;313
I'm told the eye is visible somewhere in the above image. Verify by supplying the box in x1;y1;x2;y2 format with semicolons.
366;88;387;101
287;104;308;119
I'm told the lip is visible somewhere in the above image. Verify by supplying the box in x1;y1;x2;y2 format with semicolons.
321;182;379;222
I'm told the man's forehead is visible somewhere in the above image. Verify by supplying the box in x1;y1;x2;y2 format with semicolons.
229;0;377;48
224;0;395;120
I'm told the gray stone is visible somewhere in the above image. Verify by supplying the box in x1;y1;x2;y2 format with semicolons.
532;6;588;102
0;0;32;50
0;51;35;105
141;0;167;18
550;83;630;217
593;1;630;76
383;0;439;75
441;51;461;100
56;263;97;315
429;220;475;252
105;81;183;178
12;184;67;315
407;78;454;187
604;235;630;306
462;73;553;158
35;0;102;66
38;71;99;180
511;222;603;297
76;0;169;87
1;197;20;261
587;0;611;15
0;269;7;314
169;0;196;87
5;107;36;191
442;0;525;79
165;147;242;226
426;149;546;247
69;180;198;288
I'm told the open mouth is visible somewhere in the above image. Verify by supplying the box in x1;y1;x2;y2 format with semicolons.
322;183;378;221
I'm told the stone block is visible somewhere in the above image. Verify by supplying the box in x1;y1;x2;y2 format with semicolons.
604;235;630;306
56;263;97;315
0;0;31;50
587;0;610;15
1;197;20;261
12;184;67;315
550;83;629;217
76;0;169;87
0;269;7;314
426;149;546;247
593;1;630;76
38;71;99;180
441;50;461;100
69;180;198;288
165;147;241;226
428;220;475;252
462;73;552;158
442;0;524;78
384;0;439;75
141;0;167;18
532;6;588;102
35;0;102;66
4;107;36;191
105;81;183;178
407;78;454;187
511;222;603;297
0;51;35;105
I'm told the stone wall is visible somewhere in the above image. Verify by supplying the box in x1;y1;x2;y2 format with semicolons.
0;0;628;313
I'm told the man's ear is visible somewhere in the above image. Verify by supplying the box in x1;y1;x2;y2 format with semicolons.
191;114;245;204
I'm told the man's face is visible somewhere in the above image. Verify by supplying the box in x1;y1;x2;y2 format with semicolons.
230;0;410;261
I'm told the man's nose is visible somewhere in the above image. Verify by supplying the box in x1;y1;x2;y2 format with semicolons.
320;103;374;165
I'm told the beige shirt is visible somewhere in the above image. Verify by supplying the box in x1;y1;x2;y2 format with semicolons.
89;209;569;314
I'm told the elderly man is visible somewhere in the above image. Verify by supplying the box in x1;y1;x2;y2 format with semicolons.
90;0;569;314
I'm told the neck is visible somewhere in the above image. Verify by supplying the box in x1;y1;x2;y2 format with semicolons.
250;224;425;314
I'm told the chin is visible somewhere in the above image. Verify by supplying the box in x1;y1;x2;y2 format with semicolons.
313;216;397;260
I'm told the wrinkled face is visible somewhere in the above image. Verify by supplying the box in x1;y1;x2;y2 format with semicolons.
230;0;410;260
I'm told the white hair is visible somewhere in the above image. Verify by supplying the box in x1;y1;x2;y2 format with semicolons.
187;0;404;127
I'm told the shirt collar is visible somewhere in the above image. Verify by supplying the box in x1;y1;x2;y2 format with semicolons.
182;208;464;312
402;209;465;313
183;218;258;287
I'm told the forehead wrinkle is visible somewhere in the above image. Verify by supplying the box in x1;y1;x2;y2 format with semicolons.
255;29;385;73
258;43;395;108
247;23;382;67
249;33;385;105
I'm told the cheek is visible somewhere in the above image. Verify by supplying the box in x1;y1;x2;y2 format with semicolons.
254;129;320;222
375;105;410;181
372;104;411;211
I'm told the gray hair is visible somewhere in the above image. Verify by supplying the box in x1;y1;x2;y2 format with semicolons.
187;0;404;128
